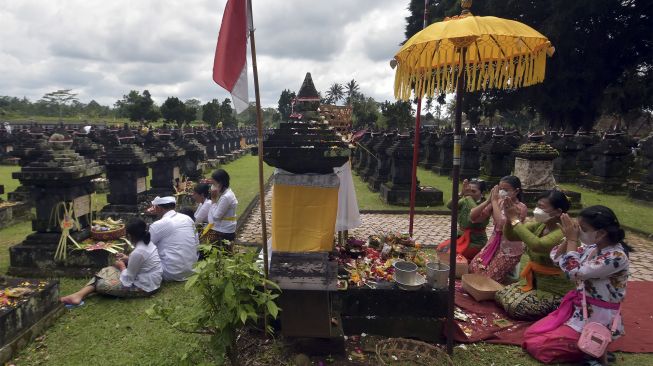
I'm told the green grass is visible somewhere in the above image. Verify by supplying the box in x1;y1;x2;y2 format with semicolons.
353;167;452;211
0;165;20;200
558;183;653;234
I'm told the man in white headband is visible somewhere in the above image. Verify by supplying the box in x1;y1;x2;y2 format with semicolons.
147;196;198;281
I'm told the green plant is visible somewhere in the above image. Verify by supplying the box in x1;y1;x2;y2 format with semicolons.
147;245;280;365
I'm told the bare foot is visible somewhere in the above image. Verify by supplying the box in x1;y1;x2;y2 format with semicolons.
60;294;83;305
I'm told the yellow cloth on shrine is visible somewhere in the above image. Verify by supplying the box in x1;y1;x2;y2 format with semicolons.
272;184;338;252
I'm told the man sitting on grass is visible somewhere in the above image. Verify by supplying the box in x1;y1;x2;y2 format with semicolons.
148;196;199;281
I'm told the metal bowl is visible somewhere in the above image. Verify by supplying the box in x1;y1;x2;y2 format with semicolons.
393;260;418;285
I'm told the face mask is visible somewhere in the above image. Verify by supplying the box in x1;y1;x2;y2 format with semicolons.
579;229;599;245
499;190;509;199
533;207;552;223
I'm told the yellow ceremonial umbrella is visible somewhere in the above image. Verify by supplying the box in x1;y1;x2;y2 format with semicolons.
392;0;554;354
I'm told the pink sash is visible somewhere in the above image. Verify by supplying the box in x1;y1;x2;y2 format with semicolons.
480;230;502;266
527;290;621;334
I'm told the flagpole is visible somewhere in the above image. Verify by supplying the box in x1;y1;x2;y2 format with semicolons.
247;0;269;278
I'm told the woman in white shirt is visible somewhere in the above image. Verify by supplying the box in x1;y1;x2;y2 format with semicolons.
204;169;238;247
191;183;212;225
60;218;163;305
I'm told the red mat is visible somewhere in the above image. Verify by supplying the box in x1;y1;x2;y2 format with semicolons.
452;281;653;353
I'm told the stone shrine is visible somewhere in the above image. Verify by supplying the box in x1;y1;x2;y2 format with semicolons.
551;127;583;183
431;128;453;176
144;128;185;196
576;128;600;173
580;129;631;192
479;127;513;186
418;130;440;170
8;132;106;277
101;125;155;217
359;132;383;181
379;134;443;206
628;132;653;203
367;132;396;192
174;129;207;181
459;128;481;180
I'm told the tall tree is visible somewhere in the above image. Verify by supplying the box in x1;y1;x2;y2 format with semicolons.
380;100;413;130
277;89;296;121
352;95;380;128
115;90;159;122
202;99;221;128
160;97;186;128
345;79;360;105
183;99;201;125
40;89;78;119
326;83;344;105
220;98;236;128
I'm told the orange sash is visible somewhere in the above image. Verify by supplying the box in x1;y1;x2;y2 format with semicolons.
520;261;563;292
436;228;484;260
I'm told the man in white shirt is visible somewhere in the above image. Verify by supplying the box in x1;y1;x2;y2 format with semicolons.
148;196;199;281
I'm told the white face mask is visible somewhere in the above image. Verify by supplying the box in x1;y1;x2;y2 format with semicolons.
533;207;552;223
499;189;509;199
579;229;599;245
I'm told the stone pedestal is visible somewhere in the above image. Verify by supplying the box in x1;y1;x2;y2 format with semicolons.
367;133;396;192
431;130;453;176
380;135;443;206
459;129;481;180
514;134;581;208
419;131;440;169
580;131;631;192
479;128;513;186
551;128;583;183
8;135;107;277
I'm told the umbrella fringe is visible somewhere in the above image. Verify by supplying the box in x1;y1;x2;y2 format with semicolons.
394;49;548;100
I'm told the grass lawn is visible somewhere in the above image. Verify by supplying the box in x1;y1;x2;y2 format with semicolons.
0;165;21;200
354;167;452;211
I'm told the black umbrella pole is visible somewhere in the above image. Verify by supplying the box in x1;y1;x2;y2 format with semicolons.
446;49;466;356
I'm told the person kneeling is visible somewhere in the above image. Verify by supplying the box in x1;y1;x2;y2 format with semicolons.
522;205;630;365
60;218;162;305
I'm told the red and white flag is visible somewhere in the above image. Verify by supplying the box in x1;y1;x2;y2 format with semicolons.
213;0;249;113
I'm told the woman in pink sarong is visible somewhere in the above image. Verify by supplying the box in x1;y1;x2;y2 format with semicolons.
469;176;527;283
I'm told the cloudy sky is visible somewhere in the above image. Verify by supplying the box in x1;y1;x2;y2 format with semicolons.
0;0;410;108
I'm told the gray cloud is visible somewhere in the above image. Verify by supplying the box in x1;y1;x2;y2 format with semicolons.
0;0;409;107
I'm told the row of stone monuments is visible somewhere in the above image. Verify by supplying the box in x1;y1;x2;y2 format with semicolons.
352;125;650;206
0;122;260;277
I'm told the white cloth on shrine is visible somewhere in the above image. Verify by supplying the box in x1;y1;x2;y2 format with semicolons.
149;210;199;281
333;160;361;231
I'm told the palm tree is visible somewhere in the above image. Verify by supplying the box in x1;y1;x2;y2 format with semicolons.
326;83;344;105
345;79;360;105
